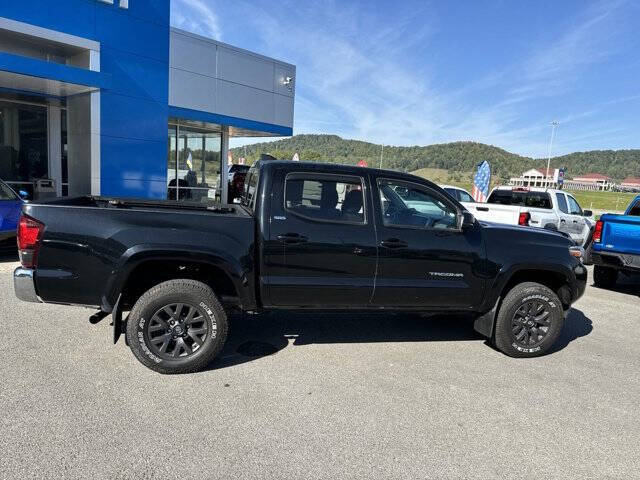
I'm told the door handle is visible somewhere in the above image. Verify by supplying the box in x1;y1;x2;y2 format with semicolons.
277;233;308;244
380;238;408;249
573;220;578;223
476;207;489;212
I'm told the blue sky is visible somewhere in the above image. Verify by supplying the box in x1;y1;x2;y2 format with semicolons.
171;0;640;157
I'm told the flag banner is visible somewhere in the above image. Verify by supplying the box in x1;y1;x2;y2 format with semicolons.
472;161;491;202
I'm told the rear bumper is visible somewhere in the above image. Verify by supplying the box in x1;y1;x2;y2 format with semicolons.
592;251;640;272
14;267;42;303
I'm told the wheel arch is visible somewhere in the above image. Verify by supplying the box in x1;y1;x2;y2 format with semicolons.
475;265;574;338
102;246;256;312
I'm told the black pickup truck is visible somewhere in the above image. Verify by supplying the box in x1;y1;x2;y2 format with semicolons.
14;161;587;373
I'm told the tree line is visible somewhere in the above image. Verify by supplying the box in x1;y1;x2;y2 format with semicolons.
230;134;640;181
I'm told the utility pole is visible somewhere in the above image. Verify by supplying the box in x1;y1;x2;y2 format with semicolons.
546;121;559;187
379;144;384;170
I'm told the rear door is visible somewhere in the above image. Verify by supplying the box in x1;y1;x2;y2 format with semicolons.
265;169;377;307
372;177;485;309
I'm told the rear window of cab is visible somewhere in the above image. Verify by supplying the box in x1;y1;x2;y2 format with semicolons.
488;190;552;209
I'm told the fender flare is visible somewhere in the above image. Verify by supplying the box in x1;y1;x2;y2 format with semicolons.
101;244;250;312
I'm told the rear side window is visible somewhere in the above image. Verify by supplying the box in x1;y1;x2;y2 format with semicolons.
555;193;569;213
284;173;365;224
0;181;17;200
457;189;474;203
629;202;640;216
241;162;260;211
488;190;552;209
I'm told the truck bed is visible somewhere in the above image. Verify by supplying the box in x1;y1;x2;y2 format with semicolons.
22;196;255;309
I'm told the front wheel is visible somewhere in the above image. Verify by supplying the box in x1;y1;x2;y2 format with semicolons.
126;279;228;374
493;282;564;358
593;265;618;289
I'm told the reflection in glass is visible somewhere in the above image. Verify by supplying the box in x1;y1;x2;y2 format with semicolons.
0;101;48;197
167;124;221;202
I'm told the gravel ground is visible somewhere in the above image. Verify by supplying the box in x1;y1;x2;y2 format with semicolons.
0;255;638;479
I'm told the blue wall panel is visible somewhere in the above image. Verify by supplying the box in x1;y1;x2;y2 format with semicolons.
101;92;168;143
0;0;97;40
100;47;168;103
94;0;170;198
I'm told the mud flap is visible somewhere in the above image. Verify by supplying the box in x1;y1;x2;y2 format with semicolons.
473;297;501;338
110;294;125;345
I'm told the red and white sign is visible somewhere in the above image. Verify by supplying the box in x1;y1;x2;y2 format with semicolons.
357;160;368;167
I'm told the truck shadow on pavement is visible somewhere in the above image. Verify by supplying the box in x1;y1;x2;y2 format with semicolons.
206;308;593;371
0;252;18;263
592;275;640;298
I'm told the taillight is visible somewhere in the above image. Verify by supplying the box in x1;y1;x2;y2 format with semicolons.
17;214;45;268
518;212;531;226
593;220;604;243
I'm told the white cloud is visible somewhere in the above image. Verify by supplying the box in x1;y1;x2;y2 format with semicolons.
171;0;222;40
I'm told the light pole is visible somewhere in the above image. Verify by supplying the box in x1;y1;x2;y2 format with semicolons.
546;121;559;187
379;144;384;170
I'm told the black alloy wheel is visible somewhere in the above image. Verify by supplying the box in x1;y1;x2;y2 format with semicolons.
511;299;551;349
146;302;210;360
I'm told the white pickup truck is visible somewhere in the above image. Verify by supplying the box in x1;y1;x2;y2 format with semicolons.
461;186;595;246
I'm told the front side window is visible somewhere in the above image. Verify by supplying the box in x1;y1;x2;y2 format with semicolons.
567;195;582;215
285;174;365;224
628;201;640;217
555;193;569;213
378;179;458;230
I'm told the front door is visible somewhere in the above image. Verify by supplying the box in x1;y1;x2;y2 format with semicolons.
371;177;485;309
566;194;586;242
266;169;377;307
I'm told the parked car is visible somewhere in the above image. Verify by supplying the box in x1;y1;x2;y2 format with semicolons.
461;186;594;246
0;179;25;252
228;164;250;202
590;195;640;288
440;185;475;203
14;161;586;373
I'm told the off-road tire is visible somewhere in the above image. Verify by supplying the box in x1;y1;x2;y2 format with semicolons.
126;279;228;374
593;265;618;289
493;282;564;358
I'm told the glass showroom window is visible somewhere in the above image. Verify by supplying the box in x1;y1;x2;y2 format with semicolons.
0;100;48;197
167;124;221;202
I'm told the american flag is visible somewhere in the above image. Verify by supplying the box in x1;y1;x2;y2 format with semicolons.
471;161;491;202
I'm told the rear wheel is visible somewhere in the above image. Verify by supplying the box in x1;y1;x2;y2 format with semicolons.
493;282;564;358
126;279;228;374
593;265;618;289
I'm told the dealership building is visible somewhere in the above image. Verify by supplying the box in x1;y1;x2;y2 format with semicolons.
0;0;295;201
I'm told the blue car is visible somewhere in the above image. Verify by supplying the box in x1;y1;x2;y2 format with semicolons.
0;179;24;251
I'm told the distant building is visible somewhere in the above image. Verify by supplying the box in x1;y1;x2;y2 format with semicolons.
620;177;640;192
564;173;613;191
509;167;561;188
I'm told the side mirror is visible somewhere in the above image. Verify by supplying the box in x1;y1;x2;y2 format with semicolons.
459;210;476;229
583;210;593;217
18;190;29;200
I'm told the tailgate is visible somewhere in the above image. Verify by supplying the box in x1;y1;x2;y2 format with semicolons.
462;202;520;224
599;214;640;255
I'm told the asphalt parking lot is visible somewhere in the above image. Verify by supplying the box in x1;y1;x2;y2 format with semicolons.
0;254;638;480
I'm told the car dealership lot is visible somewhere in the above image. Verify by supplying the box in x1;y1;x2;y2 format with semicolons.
0;256;638;480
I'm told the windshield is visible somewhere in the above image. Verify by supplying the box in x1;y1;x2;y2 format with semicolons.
488;190;552;209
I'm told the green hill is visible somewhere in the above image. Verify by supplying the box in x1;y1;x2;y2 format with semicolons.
230;134;640;182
